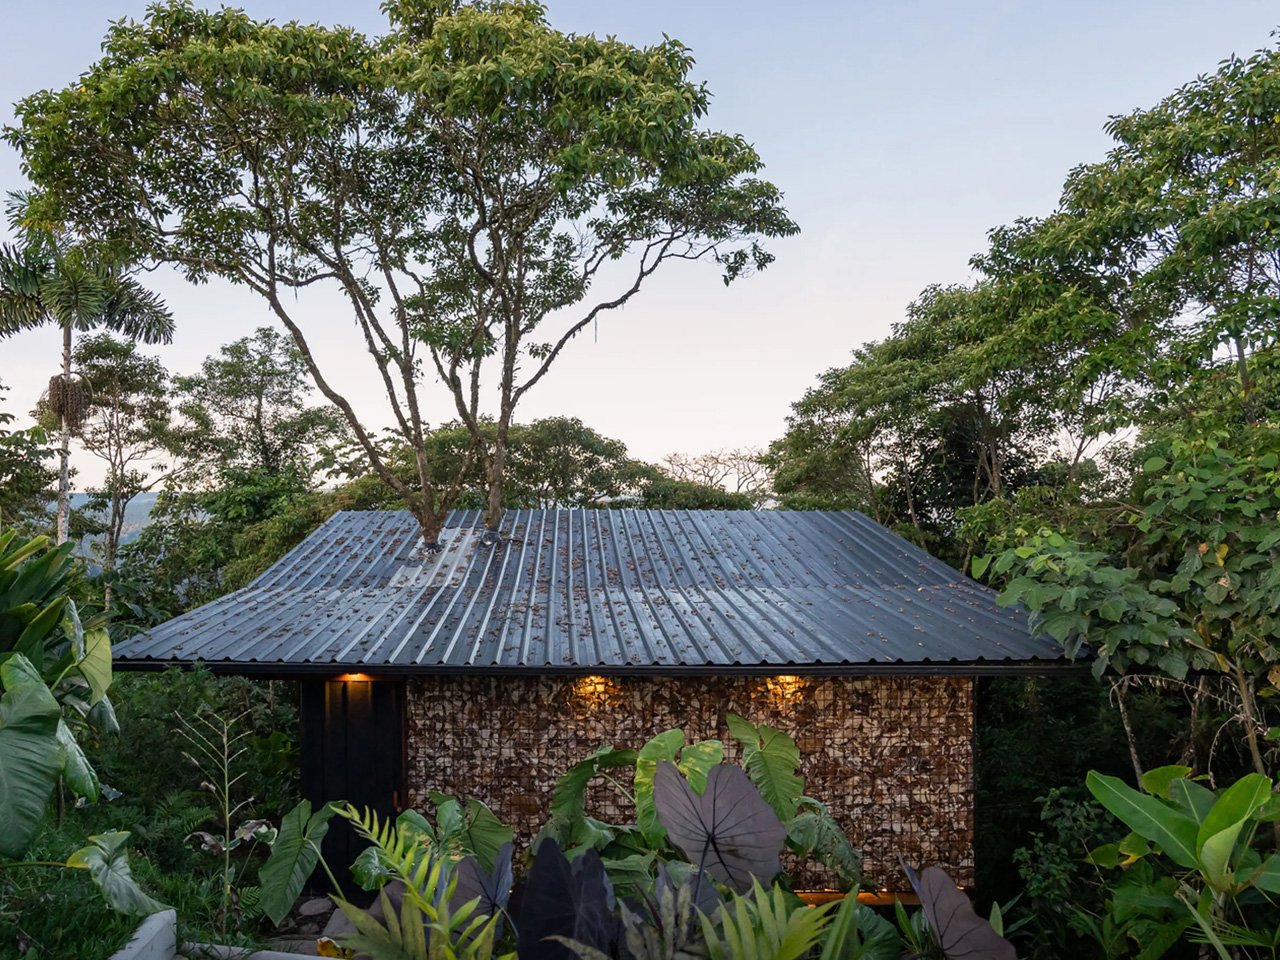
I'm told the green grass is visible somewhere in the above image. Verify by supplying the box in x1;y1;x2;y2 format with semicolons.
0;815;141;960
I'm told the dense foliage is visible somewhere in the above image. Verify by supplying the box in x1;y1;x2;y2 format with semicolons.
3;5;1280;959
9;0;795;544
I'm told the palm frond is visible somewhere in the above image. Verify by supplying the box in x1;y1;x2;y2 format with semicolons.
0;243;48;336
100;273;174;344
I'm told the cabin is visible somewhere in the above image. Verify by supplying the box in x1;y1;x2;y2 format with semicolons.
115;508;1069;890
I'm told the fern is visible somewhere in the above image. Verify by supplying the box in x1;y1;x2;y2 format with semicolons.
333;805;513;960
699;881;834;960
238;884;262;920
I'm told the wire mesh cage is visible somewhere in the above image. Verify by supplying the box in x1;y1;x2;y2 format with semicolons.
405;674;975;889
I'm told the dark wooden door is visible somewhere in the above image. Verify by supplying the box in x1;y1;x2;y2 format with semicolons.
299;678;406;894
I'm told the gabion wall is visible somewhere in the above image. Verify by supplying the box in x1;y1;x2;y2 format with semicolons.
404;674;974;889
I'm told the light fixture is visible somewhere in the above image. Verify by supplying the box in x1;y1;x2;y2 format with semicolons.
570;674;621;707
764;674;806;702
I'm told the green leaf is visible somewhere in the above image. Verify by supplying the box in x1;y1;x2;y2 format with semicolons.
77;627;112;704
820;896;899;960
635;728;684;844
601;852;656;896
548;744;637;832
1086;771;1199;869
1140;765;1192;798
67;831;167;916
1250;854;1280;893
459;798;512;872
1085;843;1121;868
429;794;464;846
678;739;723;794
970;555;991;579
1169;778;1216;824
726;713;803;820
1143;456;1169;473
1196;774;1272;885
350;843;395;891
787;802;862;887
258;799;340;925
13;597;65;661
395;808;434;845
0;653;63;858
56;718;99;802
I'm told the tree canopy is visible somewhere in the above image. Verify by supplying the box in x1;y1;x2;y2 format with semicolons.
8;0;795;545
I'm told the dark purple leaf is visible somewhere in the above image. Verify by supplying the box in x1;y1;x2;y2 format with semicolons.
513;839;619;960
903;862;1016;960
451;842;513;939
653;762;786;894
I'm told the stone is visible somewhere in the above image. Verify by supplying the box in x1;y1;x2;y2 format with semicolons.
404;675;976;888
298;897;333;917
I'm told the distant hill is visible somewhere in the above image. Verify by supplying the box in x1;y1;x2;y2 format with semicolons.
54;493;163;568
67;492;161;546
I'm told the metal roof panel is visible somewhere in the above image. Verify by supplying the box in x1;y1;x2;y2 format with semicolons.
115;509;1067;673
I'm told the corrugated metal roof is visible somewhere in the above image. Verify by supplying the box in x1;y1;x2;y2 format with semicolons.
116;509;1067;674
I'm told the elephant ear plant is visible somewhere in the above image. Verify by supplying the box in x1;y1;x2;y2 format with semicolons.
0;533;163;915
251;718;1007;960
1085;766;1280;956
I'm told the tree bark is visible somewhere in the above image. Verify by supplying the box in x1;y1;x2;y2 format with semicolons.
1114;680;1145;782
56;324;72;545
1232;663;1269;779
485;417;509;534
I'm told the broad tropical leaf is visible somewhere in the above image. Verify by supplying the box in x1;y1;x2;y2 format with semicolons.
77;626;112;704
1196;773;1272;886
451;842;514;938
259;799;341;925
0;653;62;857
67;831;167;916
551;745;638;824
460;798;514;870
635;729;684;845
1140;765;1192;798
1168;777;1216;824
787;798;862;887
56;717;99;801
1252;854;1280;893
515;839;618;960
725;713;803;820
903;863;1015;960
1087;771;1199;869
653;761;787;893
819;894;900;960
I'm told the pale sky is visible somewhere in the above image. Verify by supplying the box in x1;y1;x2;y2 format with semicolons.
1;1;1277;486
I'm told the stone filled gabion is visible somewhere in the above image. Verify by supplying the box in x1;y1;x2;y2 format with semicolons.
405;675;974;889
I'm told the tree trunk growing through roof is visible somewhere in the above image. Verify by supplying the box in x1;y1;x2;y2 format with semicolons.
10;1;796;548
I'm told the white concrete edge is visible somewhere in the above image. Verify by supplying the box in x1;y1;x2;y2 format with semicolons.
109;909;177;960
184;942;320;960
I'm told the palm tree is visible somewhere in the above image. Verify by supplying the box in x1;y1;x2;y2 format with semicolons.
0;221;172;543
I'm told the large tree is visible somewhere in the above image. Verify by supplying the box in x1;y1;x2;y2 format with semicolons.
768;284;1054;553
173;326;348;481
9;0;795;547
0;216;172;543
973;40;1280;434
72;334;172;595
661;447;771;508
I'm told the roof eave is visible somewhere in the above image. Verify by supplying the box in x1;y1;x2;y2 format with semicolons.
113;657;1089;680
